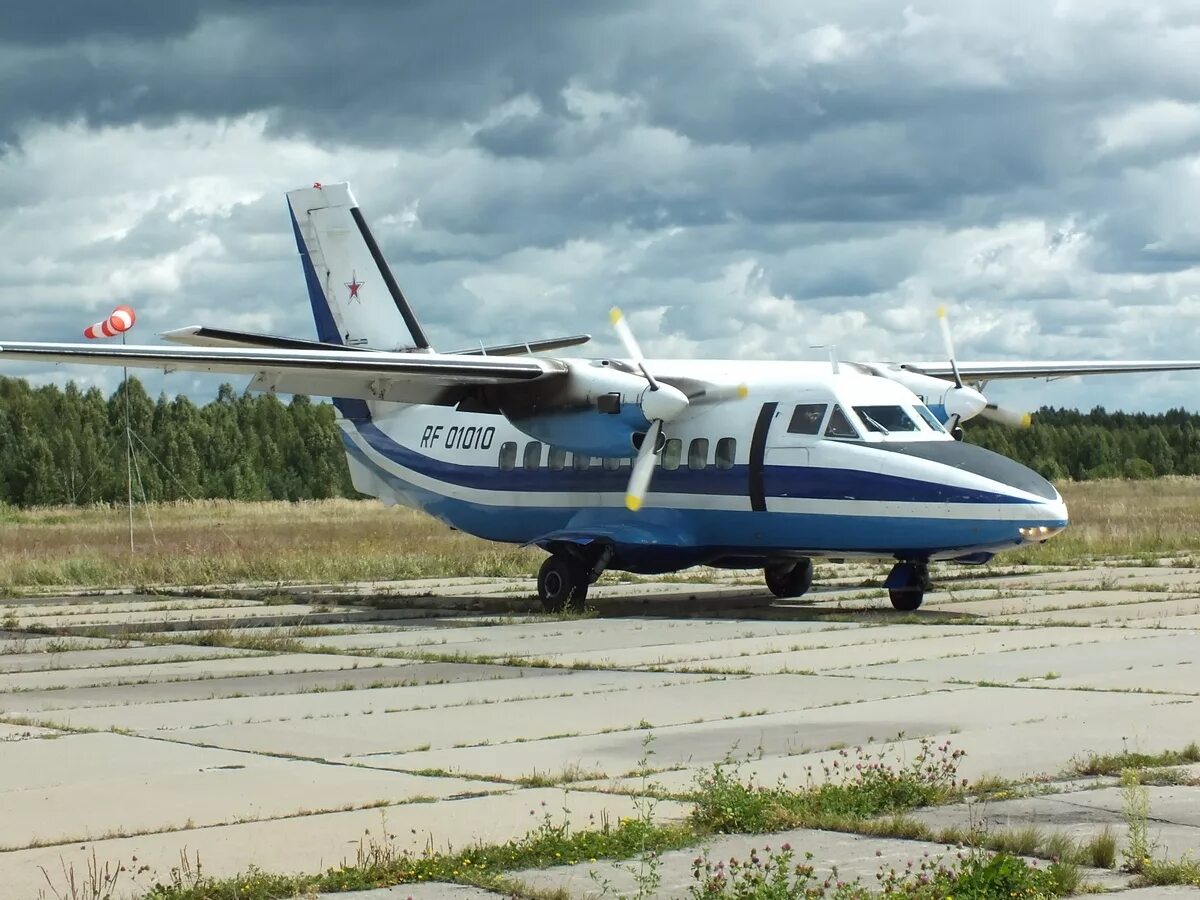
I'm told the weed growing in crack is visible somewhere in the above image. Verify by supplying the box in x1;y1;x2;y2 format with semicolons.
690;737;966;834
1121;768;1155;874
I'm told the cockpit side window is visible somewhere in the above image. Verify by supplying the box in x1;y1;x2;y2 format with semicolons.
824;405;860;439
853;405;920;434
787;403;827;435
914;405;946;432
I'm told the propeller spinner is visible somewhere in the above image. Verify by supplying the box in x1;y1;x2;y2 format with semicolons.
936;307;1031;433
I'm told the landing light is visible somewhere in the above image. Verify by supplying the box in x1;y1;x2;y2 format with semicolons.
1018;525;1065;542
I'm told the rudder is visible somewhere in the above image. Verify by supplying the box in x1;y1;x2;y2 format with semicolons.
286;183;431;351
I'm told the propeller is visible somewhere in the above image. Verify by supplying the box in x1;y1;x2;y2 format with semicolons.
936;307;1031;433
610;307;746;511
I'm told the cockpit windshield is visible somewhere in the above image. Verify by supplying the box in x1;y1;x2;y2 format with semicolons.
853;405;920;435
824;405;860;439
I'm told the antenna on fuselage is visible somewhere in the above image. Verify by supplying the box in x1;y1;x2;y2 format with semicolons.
810;344;840;375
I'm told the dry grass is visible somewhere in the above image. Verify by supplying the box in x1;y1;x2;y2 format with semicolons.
3;477;1200;591
1008;477;1200;565
0;499;539;591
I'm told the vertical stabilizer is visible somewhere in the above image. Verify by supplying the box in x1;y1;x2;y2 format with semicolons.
286;183;431;351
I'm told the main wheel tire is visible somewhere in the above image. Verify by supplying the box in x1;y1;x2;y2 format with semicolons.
887;562;928;611
538;555;588;613
888;586;924;611
765;558;814;599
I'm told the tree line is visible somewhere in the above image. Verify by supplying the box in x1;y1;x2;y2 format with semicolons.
965;407;1200;481
1;376;1199;507
0;376;354;506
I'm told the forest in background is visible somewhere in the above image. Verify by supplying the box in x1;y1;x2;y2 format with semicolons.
0;377;354;506
1;376;1198;507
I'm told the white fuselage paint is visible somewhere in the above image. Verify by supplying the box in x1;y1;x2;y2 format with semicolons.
337;361;1069;568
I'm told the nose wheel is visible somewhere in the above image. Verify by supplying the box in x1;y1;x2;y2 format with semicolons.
886;561;930;611
537;554;590;613
765;558;814;599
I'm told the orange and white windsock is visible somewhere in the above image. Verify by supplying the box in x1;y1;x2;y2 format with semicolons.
83;306;136;339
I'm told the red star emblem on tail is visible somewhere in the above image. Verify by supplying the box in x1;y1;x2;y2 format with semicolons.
345;272;364;302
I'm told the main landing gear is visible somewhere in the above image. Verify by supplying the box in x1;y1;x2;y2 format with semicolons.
537;545;612;613
764;558;814;599
886;561;930;611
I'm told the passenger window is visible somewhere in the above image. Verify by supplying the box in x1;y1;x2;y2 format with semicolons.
788;404;827;435
661;438;682;470
603;457;622;471
824;406;860;439
523;441;543;471
498;442;517;471
854;405;920;433
715;437;736;470
548;446;567;471
573;453;592;471
688;438;709;470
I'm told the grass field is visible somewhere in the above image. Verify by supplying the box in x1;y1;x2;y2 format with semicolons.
2;478;1199;591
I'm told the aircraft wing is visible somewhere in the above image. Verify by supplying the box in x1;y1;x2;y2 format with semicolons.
894;360;1200;382
0;340;565;404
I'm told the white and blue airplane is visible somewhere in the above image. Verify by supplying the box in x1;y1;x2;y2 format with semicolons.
5;183;1200;612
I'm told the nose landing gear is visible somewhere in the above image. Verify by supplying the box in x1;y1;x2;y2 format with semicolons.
886;561;930;611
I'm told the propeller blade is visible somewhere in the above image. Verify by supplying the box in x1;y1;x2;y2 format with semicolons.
687;383;750;404
980;404;1033;428
610;307;658;390
626;420;662;512
936;306;964;390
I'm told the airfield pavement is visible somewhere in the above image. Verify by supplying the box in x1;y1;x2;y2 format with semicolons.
1;563;1200;898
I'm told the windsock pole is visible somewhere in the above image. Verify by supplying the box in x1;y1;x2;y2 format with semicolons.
84;306;138;551
123;331;133;552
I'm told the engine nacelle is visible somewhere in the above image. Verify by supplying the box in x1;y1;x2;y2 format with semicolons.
498;359;659;457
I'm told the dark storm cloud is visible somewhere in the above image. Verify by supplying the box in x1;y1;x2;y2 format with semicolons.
7;2;1200;411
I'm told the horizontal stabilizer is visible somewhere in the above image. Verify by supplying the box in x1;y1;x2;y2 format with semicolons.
161;326;363;352
454;334;591;357
166;326;590;358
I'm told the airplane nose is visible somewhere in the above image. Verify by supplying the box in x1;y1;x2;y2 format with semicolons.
874;439;1060;501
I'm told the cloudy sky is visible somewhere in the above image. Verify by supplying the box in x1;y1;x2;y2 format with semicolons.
4;0;1200;412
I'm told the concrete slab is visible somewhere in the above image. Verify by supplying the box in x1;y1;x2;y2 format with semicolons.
1005;596;1200;626
318;887;503;900
37;666;676;734
910;785;1200;860
0;652;406;692
930;590;1195;618
295;617;848;654
0;790;689;899
593;689;1200;794
0;731;506;852
0;642;254;674
0;664;457;714
353;677;963;781
507;826;1102;900
159;673;956;761
671;625;1160;675
840;631;1200;691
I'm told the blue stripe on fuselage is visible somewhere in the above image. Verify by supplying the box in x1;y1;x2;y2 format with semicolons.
352;419;1028;505
340;434;1064;561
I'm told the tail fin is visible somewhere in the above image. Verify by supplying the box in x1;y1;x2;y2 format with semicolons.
286;183;431;351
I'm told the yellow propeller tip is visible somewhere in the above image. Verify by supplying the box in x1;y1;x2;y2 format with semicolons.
736;384;749;399
936;305;947;318
625;496;642;512
609;308;623;325
1021;413;1032;427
